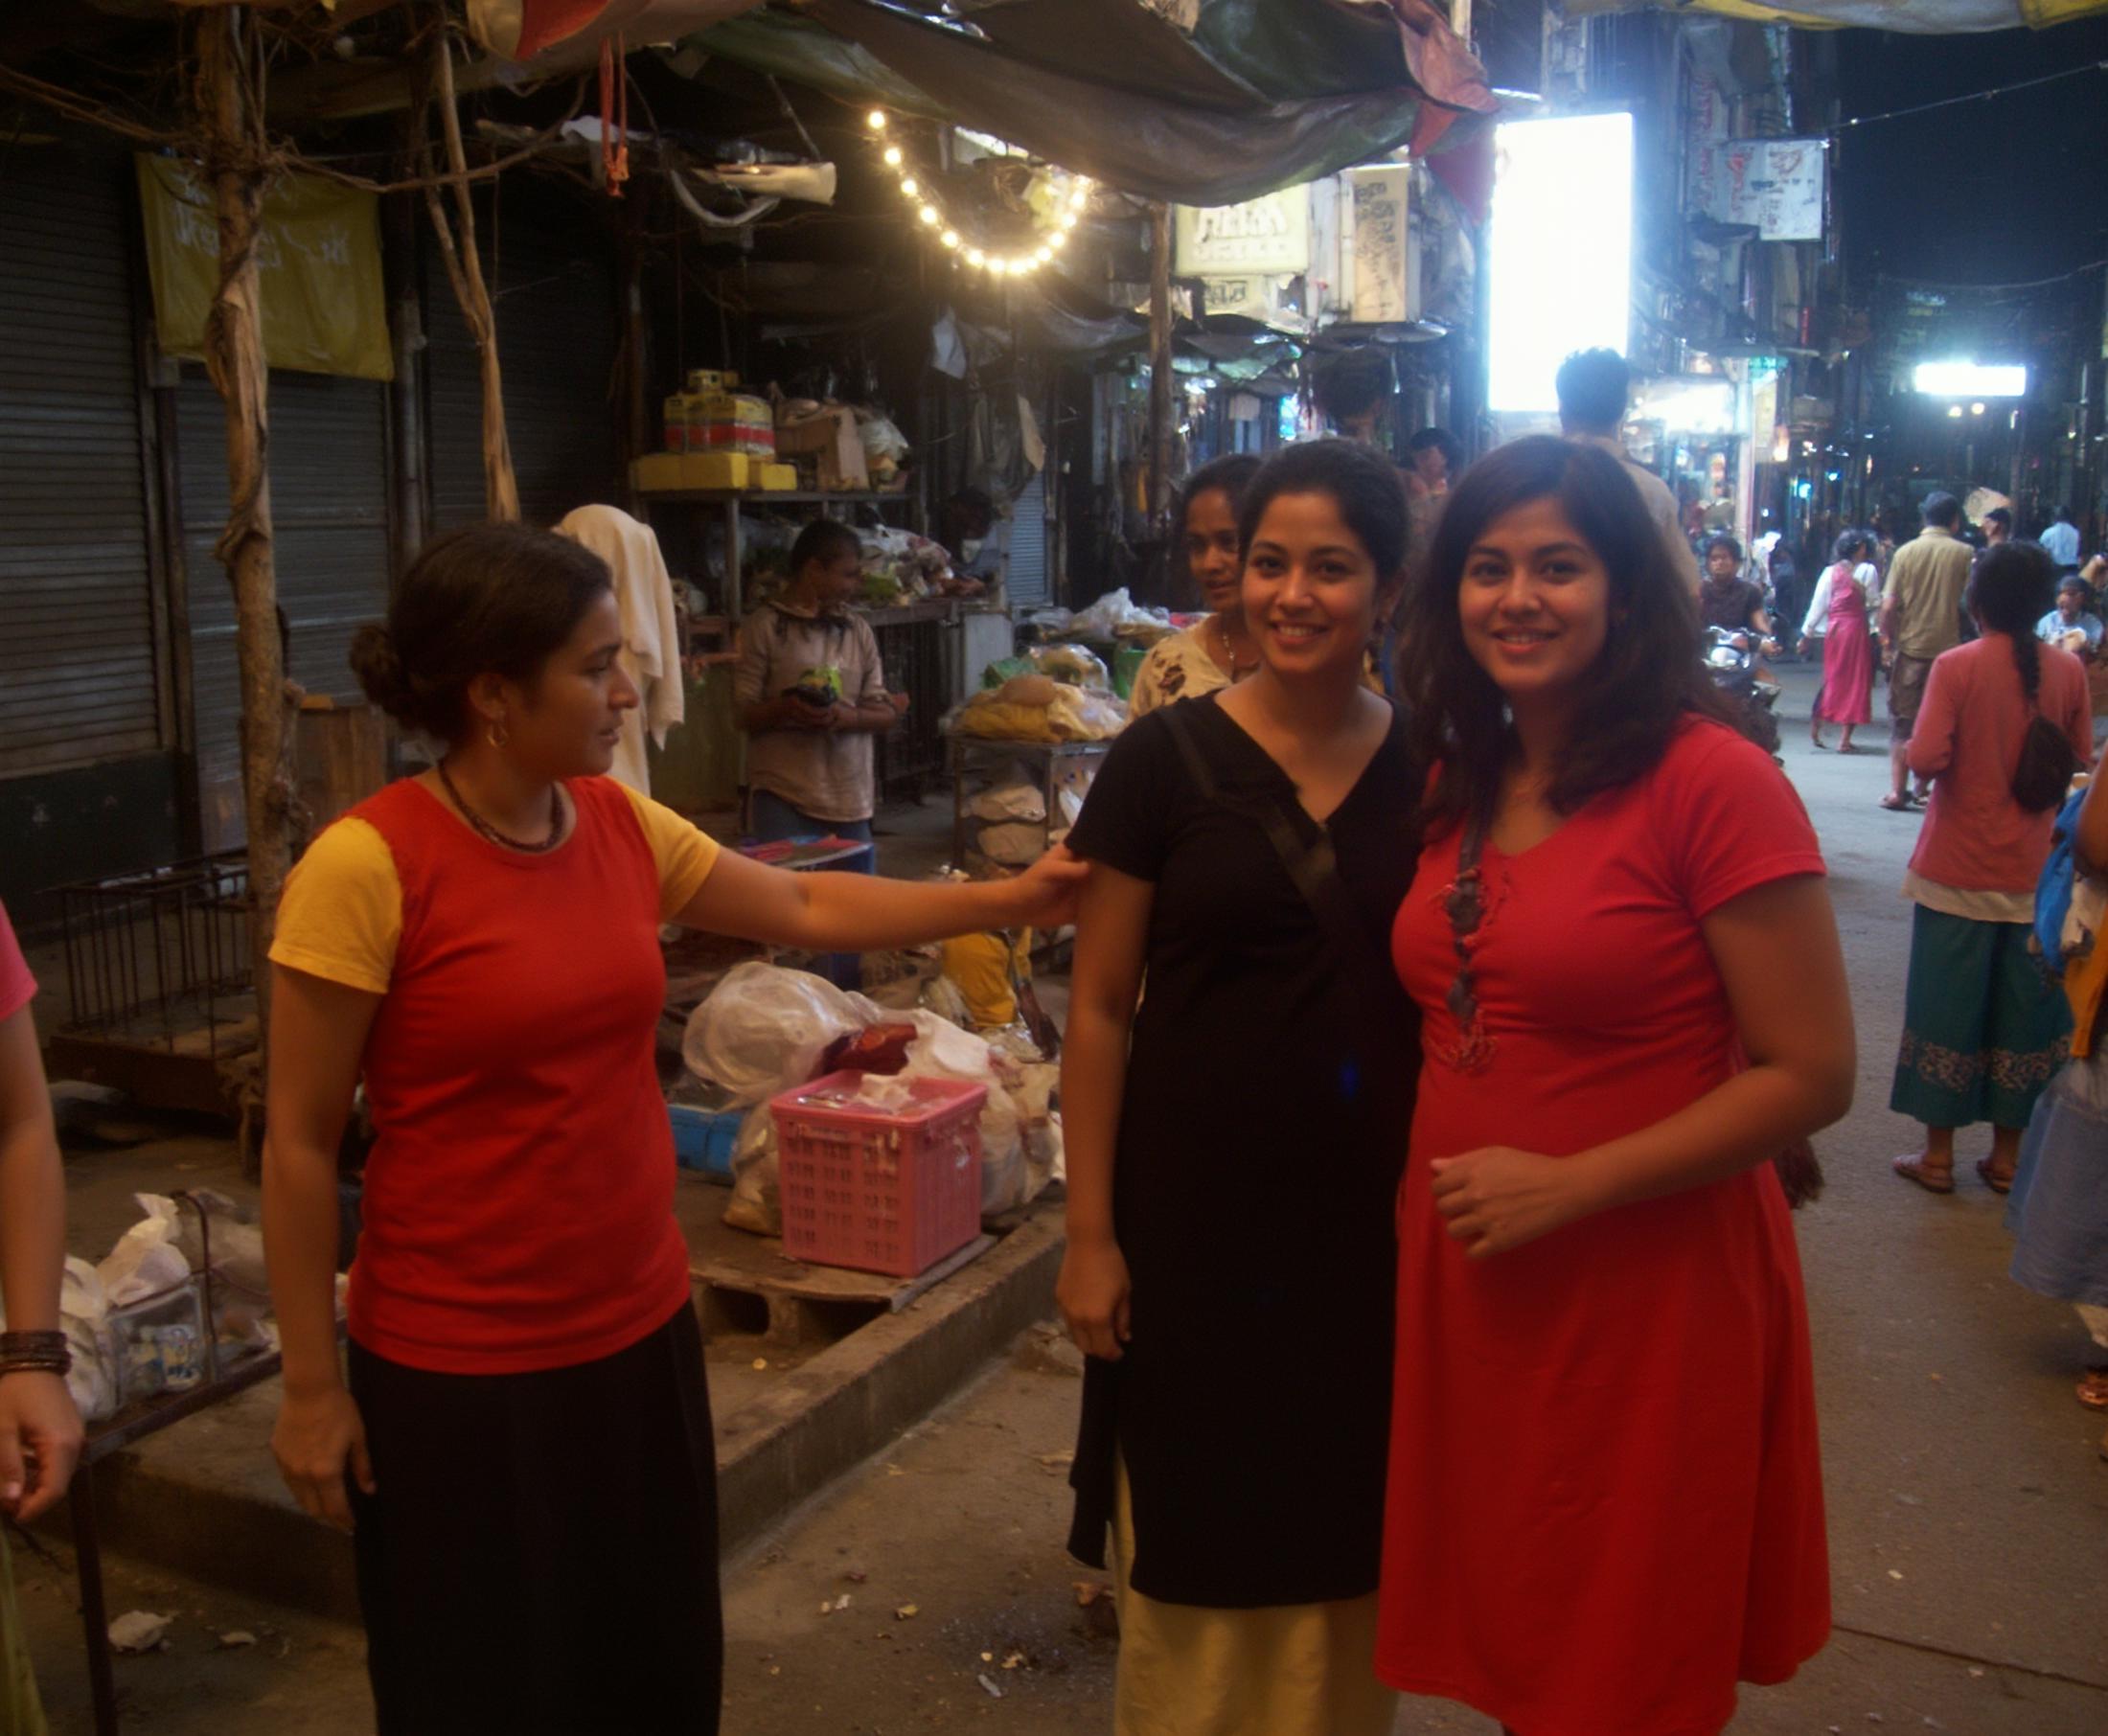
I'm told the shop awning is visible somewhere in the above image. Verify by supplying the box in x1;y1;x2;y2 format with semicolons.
1553;0;2108;31
474;0;1501;207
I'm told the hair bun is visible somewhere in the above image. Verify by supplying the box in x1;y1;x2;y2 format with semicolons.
350;622;422;726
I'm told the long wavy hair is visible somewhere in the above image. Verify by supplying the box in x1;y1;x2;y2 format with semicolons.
1400;436;1741;826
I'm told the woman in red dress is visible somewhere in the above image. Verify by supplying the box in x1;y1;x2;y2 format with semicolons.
1800;529;1877;752
1380;436;1854;1736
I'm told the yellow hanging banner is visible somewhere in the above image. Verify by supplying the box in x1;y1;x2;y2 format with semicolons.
135;154;393;382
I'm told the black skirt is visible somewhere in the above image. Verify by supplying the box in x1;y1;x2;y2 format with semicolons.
348;1301;722;1735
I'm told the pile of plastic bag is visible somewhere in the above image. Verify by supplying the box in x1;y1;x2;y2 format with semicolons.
680;961;1061;1239
945;674;1127;744
3;1191;334;1422
981;644;1111;693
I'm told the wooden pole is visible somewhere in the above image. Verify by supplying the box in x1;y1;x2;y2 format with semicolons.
1146;200;1174;534
421;15;517;522
195;5;288;1140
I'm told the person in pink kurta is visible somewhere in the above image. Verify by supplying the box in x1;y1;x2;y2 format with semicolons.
1891;539;2093;1197
1800;530;1876;750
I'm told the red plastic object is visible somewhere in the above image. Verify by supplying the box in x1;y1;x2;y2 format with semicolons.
770;1070;987;1277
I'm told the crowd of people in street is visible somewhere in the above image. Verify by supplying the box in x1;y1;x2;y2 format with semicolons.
0;351;2103;1736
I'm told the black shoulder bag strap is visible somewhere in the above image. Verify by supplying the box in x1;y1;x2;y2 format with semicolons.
1157;702;1404;1026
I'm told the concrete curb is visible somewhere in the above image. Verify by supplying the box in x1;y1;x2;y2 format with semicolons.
57;1214;1065;1623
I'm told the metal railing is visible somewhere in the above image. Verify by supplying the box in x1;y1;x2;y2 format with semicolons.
52;852;253;1054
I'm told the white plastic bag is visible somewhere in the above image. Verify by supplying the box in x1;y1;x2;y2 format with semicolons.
683;962;882;1108
723;1103;783;1237
969;780;1047;825
897;1013;1027;1216
97;1198;190;1307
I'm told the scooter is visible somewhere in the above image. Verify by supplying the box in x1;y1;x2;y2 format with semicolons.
1702;626;1783;758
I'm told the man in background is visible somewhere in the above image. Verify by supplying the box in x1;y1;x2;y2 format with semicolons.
1555;349;1701;596
2040;505;2081;576
1877;491;1974;812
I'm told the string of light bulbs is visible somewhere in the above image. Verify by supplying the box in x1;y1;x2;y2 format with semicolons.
864;109;1089;277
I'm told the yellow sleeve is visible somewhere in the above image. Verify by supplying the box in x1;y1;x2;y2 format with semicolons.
268;818;401;994
618;785;724;919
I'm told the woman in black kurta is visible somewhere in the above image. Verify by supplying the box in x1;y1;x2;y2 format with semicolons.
1057;440;1422;1736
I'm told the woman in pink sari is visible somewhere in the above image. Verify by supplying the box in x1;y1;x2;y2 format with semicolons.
1800;529;1877;752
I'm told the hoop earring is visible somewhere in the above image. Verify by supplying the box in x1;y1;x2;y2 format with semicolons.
487;719;510;750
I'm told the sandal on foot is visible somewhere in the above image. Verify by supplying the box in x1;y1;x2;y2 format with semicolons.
1975;1157;2015;1195
1893;1155;1956;1194
1880;794;1914;812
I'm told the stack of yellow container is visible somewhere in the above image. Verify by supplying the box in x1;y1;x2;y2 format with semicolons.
634;371;799;491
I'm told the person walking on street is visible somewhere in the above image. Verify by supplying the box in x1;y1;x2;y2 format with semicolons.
1878;493;1976;811
264;523;1084;1736
1982;506;2012;548
1554;349;1701;596
1801;530;1878;752
1380;436;1849;1736
1060;441;1423;1736
2041;506;2081;576
1891;541;2091;1198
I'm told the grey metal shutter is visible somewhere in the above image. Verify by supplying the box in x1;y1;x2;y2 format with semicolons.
424;181;620;531
0;145;161;777
1005;471;1049;608
177;371;392;850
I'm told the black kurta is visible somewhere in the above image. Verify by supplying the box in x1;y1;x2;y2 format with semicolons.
1065;694;1422;1609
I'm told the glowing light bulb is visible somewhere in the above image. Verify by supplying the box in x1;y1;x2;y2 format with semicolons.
941;230;961;249
1045;230;1068;251
882;146;903;167
966;247;986;267
866;110;886;131
989;258;1010;277
1035;247;1052;265
900;176;919;197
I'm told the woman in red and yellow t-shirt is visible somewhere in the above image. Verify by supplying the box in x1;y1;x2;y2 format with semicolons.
264;523;1080;1735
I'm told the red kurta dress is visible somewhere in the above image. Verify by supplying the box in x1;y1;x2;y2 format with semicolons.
1379;719;1831;1736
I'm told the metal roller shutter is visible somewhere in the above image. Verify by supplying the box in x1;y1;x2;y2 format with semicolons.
424;181;621;532
176;370;392;850
1004;471;1050;608
0;145;161;778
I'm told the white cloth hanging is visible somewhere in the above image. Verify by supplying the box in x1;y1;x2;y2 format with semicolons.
554;505;683;795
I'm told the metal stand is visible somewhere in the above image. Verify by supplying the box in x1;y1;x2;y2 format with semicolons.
64;1192;294;1736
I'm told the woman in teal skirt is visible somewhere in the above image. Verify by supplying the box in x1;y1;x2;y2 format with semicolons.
1891;543;2091;1194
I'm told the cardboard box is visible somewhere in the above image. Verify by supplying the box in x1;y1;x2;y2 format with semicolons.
776;408;869;491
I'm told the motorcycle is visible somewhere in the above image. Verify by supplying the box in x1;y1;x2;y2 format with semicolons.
1702;626;1783;758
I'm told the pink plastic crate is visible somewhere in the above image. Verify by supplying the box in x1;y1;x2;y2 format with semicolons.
770;1070;988;1277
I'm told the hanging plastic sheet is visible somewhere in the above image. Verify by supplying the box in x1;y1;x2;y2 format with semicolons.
1554;0;2107;31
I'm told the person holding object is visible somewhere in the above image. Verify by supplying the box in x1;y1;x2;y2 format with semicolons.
1890;540;2090;1198
736;517;903;985
1799;529;1879;752
264;523;1082;1736
735;517;902;845
1381;437;1850;1736
1059;441;1422;1736
0;897;85;1734
2034;574;2103;657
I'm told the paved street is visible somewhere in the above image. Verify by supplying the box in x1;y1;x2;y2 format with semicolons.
715;662;2108;1735
16;665;2108;1734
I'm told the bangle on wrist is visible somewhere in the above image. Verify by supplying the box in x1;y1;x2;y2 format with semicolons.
0;1331;72;1379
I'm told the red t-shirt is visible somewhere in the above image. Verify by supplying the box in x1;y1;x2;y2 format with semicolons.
1380;719;1832;1735
0;901;36;1024
275;778;698;1375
